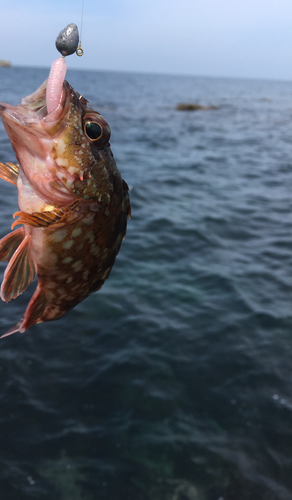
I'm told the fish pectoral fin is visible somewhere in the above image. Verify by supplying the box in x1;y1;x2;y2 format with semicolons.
0;227;25;262
1;236;37;302
0;162;19;186
11;199;80;229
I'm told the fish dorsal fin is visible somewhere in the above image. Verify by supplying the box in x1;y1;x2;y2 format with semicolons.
1;236;37;302
0;228;24;262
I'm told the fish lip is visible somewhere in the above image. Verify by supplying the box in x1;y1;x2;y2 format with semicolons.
0;80;70;133
0;79;48;125
0;102;42;127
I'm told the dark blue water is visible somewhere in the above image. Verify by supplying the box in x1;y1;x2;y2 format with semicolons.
0;66;292;500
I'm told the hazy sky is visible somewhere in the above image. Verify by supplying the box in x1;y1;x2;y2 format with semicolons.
2;0;292;80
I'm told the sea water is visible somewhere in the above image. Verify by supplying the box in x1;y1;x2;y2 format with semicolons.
0;66;292;499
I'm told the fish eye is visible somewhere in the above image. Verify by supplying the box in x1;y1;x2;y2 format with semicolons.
85;122;103;141
83;114;111;147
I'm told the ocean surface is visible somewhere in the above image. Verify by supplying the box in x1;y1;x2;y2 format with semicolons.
0;66;292;500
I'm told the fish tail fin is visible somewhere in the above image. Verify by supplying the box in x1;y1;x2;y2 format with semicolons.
0;231;37;302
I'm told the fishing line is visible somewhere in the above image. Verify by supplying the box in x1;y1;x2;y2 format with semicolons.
76;0;85;56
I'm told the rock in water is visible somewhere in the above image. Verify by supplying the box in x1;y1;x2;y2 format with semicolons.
0;60;11;67
176;103;218;111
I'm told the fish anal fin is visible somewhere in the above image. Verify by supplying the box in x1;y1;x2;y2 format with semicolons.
0;227;24;262
0;162;19;186
20;285;46;332
0;321;23;339
0;286;47;337
11;199;80;229
1;236;37;302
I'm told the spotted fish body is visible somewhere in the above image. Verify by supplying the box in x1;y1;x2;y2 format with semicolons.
0;79;130;336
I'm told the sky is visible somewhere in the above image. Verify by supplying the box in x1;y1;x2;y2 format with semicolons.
2;0;292;81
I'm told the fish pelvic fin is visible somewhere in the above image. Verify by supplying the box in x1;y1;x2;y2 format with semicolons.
0;162;19;186
0;235;37;302
11;199;80;229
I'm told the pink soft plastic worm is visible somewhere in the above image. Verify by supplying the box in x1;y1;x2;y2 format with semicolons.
46;57;67;114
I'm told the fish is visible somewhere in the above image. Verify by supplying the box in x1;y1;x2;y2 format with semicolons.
0;77;130;337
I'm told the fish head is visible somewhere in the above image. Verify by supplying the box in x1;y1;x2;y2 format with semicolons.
0;79;116;205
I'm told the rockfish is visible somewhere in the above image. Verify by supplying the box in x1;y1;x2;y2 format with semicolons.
0;78;130;337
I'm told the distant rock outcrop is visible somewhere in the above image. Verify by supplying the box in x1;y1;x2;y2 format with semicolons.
176;103;217;111
0;60;11;67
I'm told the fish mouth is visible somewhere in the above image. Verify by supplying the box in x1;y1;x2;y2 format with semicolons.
0;79;71;137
